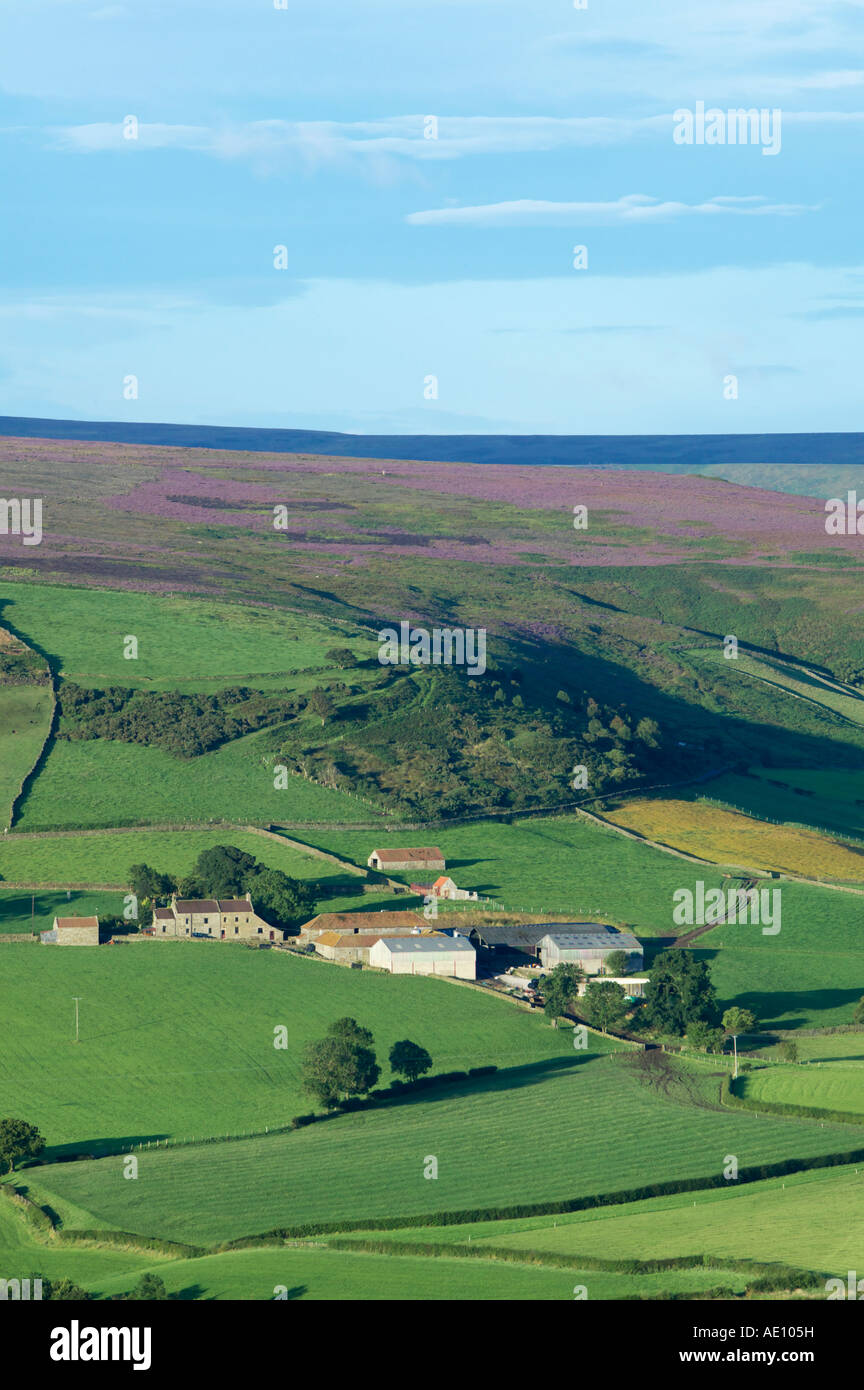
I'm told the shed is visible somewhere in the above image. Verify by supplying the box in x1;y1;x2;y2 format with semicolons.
41;916;100;946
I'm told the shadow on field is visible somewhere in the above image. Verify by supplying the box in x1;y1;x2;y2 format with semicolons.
717;985;864;1031
39;1133;171;1162
382;1054;592;1114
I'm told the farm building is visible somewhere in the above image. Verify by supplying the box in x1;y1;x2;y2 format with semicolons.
538;927;643;975
369;933;476;979
577;976;649;1000
367;847;445;872
151;895;285;942
299;910;425;943
419;876;478;901
313;932;383;964
40;916;100;946
468;924;548;961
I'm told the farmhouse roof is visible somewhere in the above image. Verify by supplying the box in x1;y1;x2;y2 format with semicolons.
54;916;99;930
433;876;454;889
335;934;381;949
371;847;444;863
175;899;220;913
315;931;343;947
217;898;252;912
376;934;475;956
153;907;174;919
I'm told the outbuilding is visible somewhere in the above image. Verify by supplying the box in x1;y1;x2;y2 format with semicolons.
367;847;445;872
40;916;100;946
538;926;643;975
369;933;476;979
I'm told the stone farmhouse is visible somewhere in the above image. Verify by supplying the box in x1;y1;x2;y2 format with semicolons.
369;933;476;979
40;916;100;946
150;895;285;942
367;847;445;872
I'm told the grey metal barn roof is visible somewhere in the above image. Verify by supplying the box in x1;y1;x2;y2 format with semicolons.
377;935;475;955
541;928;642;952
471;922;625;950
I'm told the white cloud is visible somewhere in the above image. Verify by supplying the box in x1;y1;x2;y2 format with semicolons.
406;194;818;227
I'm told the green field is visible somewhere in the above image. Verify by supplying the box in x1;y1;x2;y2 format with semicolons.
739;1064;864;1117
696;879;864;1030
304;815;730;933
24;1053;863;1245
0;1197;750;1301
0;827;349;889
691;767;864;841
356;1163;863;1277
0;889;126;935
0;684;53;827
0;583;376;689
0;943;587;1153
13;732;380;830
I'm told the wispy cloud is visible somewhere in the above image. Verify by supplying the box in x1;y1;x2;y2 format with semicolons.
406;194;818;227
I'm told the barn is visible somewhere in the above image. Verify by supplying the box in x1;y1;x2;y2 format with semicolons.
367;847;445;872
40;916;100;946
538;926;643;975
369;933;476;979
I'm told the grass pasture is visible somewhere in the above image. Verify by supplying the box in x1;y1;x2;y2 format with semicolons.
12;732;379;830
738;1065;864;1118
302;815;730;934
687;768;864;842
0;888;126;934
696;879;864;1030
24;1054;863;1245
0;1195;750;1301
0;943;588;1153
0;684;53;826
359;1163;864;1277
0;582;376;689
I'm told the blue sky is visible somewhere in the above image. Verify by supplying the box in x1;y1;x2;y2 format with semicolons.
0;0;862;434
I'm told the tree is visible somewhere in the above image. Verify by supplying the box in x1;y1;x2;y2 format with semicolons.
307;689;333;726
243;866;316;930
0;1118;45;1173
302;1034;380;1109
778;1040;799;1064
686;1020;725;1053
581;980;628;1035
635;717;661;748
326;647;356;669
644;950;719;1036
542;963;585;1027
853;996;864;1025
328;1017;375;1048
722;1006;757;1038
193;845;257;898
389;1039;433;1083
604;950;629;978
127;863;176;902
127;1273;167;1301
722;1006;757;1076
42;1276;91;1301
